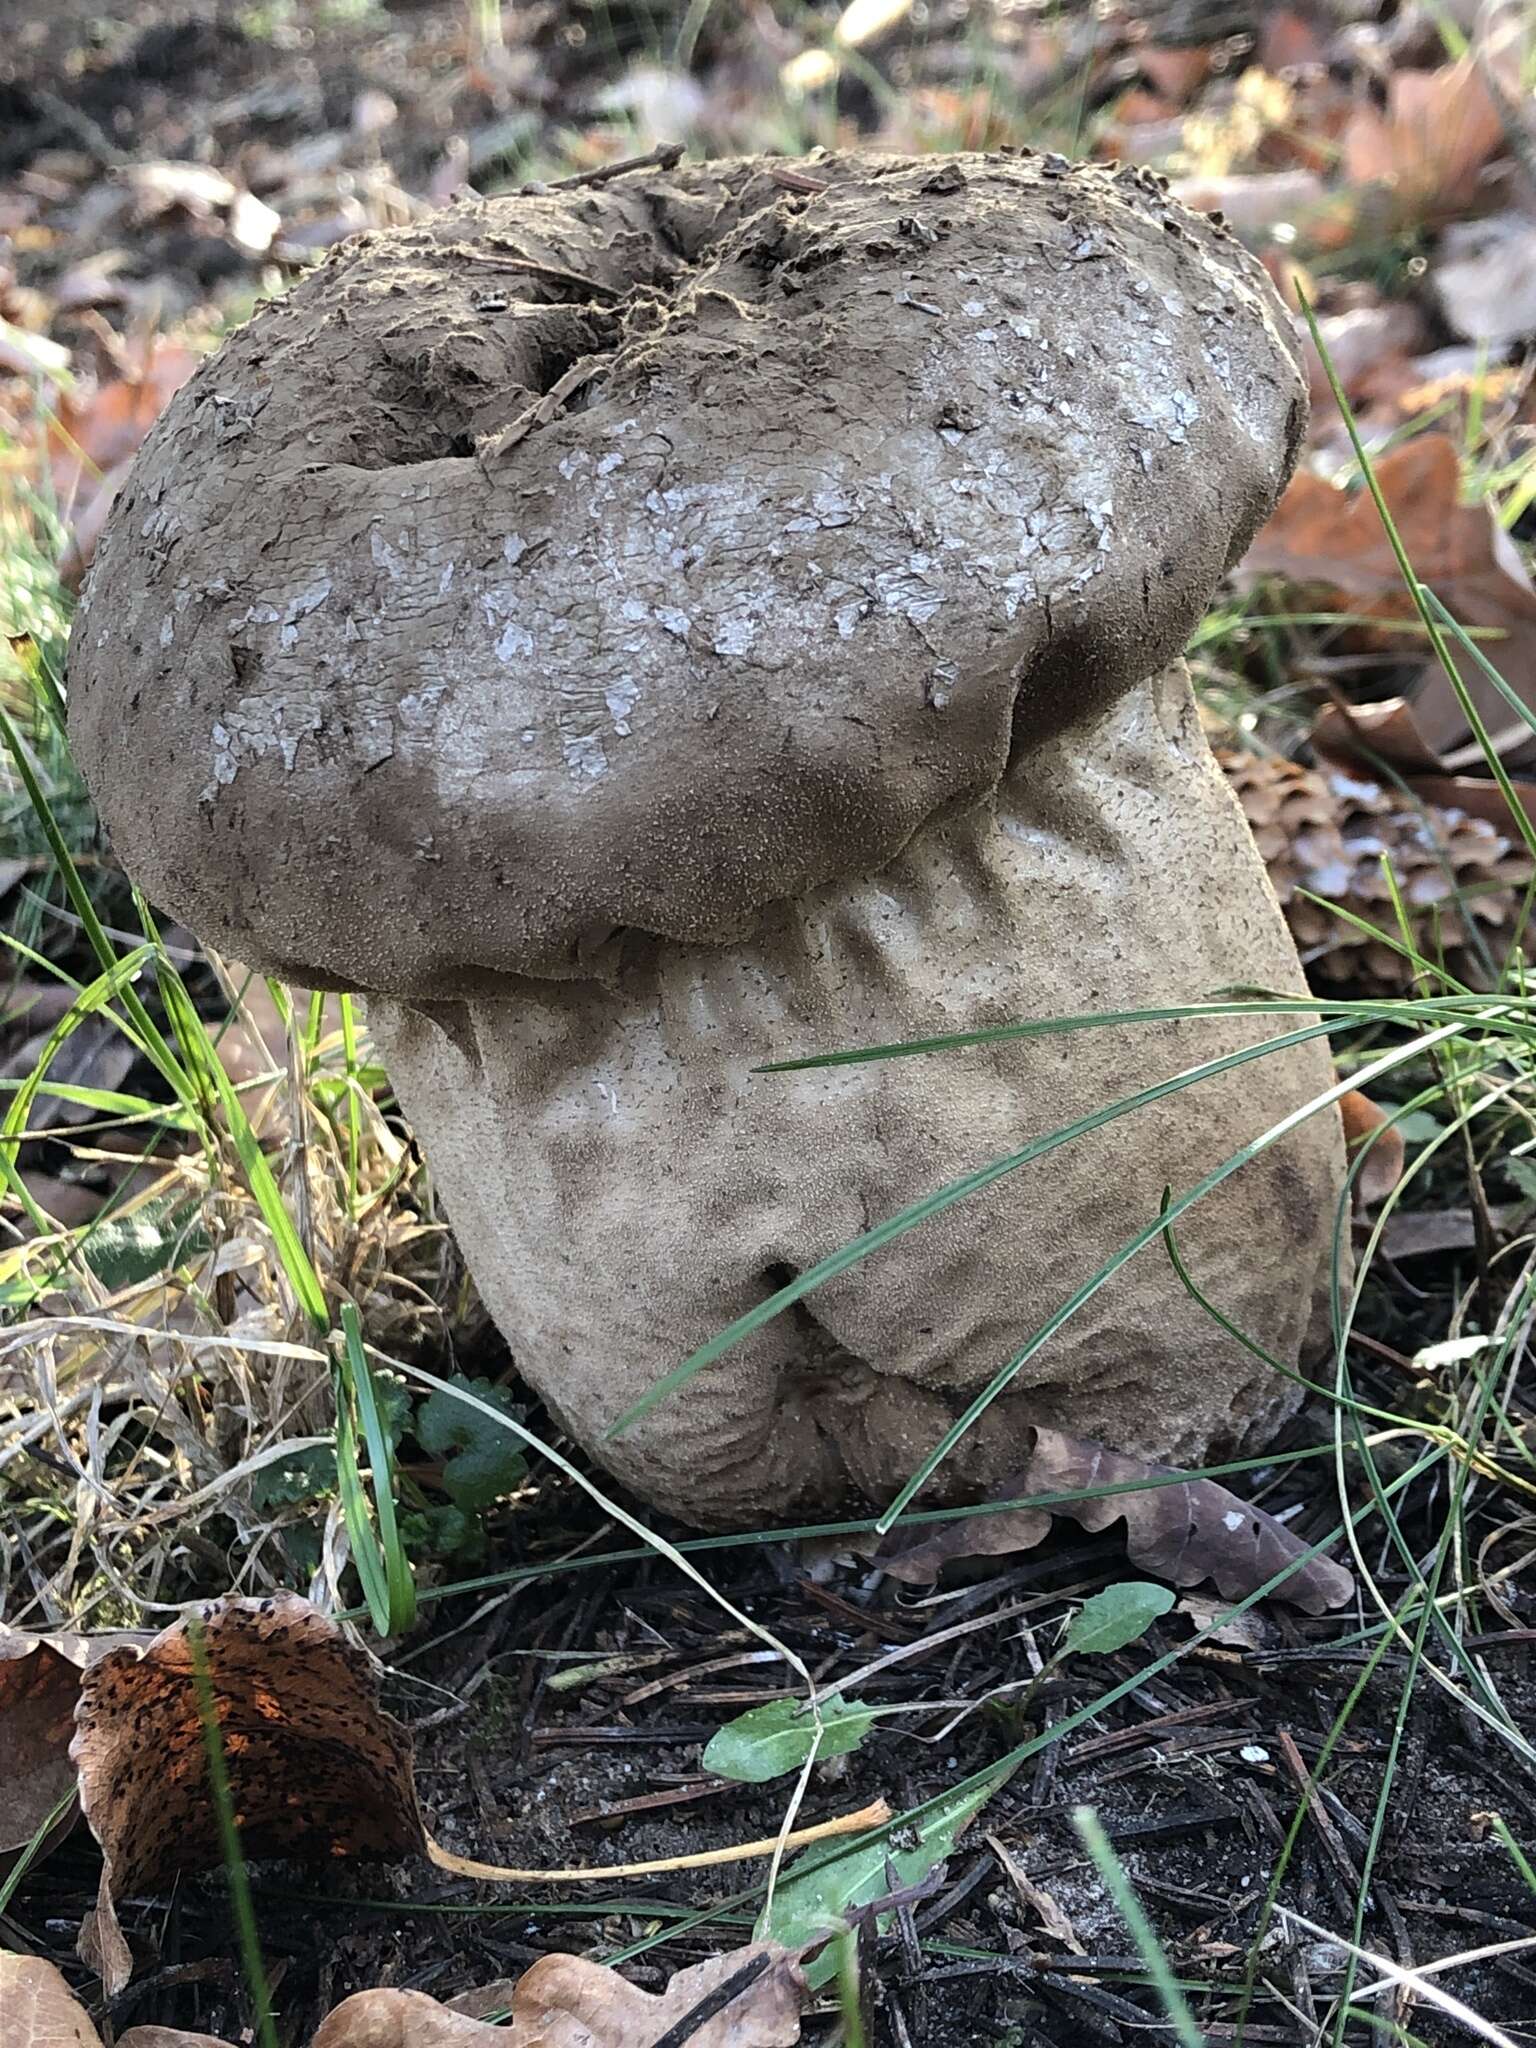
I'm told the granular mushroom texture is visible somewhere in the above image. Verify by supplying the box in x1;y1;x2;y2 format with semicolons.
1222;747;1535;992
69;149;1347;1525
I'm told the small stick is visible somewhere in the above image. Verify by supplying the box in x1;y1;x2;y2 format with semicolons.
539;142;687;193
458;251;619;300
1276;1729;1362;1896
477;353;610;467
425;1794;890;1883
651;1954;774;2048
767;166;831;195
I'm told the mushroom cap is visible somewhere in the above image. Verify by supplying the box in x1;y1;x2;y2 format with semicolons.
68;149;1306;996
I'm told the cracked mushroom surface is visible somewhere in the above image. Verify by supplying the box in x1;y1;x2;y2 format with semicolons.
70;149;1347;1525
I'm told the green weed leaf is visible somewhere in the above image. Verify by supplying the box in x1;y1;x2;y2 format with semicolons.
1062;1582;1175;1660
399;1503;487;1564
759;1761;1015;1984
1394;1110;1446;1145
704;1693;875;1785
416;1375;527;1508
250;1445;336;1511
81;1197;210;1290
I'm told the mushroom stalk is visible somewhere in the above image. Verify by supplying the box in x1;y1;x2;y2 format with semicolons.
368;661;1340;1524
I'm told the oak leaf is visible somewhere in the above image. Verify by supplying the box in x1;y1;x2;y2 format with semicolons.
869;1427;1355;1615
0;1625;151;1874
1340;57;1505;224
118;2032;236;2046
312;1946;806;2048
1243;434;1536;769
0;1954;102;2048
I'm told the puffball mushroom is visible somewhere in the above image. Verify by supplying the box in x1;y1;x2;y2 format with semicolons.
69;149;1346;1526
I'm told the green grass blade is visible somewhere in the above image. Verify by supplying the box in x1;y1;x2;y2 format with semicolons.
1422;588;1536;747
1489;1813;1536;1899
185;1616;279;2048
0;1786;77;1915
878;1017;1464;1529
0;698;193;1100
153;952;329;1330
605;1018;1350;1442
757;992;1516;1074
1073;1808;1204;2048
332;1360;394;1637
338;1301;415;1634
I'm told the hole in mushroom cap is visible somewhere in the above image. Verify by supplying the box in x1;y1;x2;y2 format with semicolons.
362;298;622;469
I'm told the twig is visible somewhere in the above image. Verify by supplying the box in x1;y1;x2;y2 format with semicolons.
477;354;610;466
424;1794;889;1882
457;250;619;300
34;86;126;167
540;142;686;191
767;166;831;195
1277;1728;1363;1898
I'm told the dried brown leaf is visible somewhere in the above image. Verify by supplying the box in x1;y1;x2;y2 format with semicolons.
1175;1592;1273;1649
0;1626;151;1873
313;1989;509;2047
5;1013;135;1131
19;1172;111;1228
49;339;200;489
1257;8;1327;71
1311;696;1450;777
118;2032;235;2047
0;1954;103;2048
48;338;201;581
312;1946;806;2048
1381;1203;1525;1260
1244;434;1536;767
4;978;79;1039
1406;772;1536;839
1340;1091;1406;1208
872;1427;1355;1615
72;1594;425;1993
988;1834;1085;1953
1340;57;1505;222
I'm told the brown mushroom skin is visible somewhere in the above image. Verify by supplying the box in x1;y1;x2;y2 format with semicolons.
68;150;1346;1524
370;662;1340;1523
